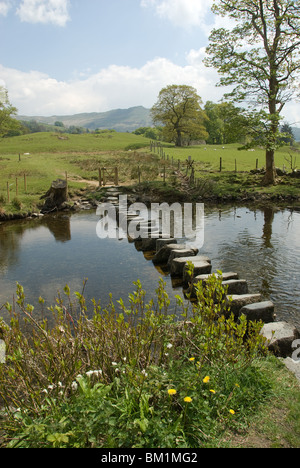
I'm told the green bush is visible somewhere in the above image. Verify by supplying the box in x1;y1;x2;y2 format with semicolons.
0;275;271;448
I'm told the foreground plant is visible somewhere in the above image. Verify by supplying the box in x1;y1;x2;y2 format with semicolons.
0;275;271;448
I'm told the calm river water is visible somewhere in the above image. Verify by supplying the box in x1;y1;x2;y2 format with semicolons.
0;205;299;328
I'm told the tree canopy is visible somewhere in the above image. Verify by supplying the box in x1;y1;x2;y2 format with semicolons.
205;0;300;184
0;87;21;138
151;85;208;147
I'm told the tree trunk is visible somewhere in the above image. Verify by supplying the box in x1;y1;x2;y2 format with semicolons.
41;179;68;213
175;130;183;147
263;149;277;185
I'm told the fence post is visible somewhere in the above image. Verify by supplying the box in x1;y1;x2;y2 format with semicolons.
65;172;68;198
190;168;195;186
98;168;102;187
102;168;106;186
220;157;222;172
115;167;119;186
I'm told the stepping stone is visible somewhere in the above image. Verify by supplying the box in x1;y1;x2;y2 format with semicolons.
222;279;249;295
261;322;300;357
182;256;212;283
194;272;239;284
227;294;262;318
239;301;275;323
156;238;177;252
170;256;212;278
152;243;188;265
167;248;199;267
135;238;158;252
189;272;239;298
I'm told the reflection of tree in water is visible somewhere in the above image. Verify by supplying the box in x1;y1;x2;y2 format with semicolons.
0;214;71;273
212;206;278;301
262;207;275;249
0;222;23;272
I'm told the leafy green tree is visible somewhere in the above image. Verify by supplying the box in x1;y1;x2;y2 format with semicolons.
0;87;21;138
280;122;294;145
133;126;163;140
204;101;250;144
205;0;300;184
151;85;208;147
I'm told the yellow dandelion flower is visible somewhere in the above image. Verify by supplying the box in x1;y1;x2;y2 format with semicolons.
189;357;195;362
203;376;210;384
184;397;192;403
210;389;216;394
229;409;235;415
168;389;177;396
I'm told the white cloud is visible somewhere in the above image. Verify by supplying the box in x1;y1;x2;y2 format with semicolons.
0;1;11;16
1;56;299;124
0;56;226;116
16;0;70;26
141;0;213;28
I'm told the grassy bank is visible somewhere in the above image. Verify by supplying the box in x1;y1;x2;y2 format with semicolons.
0;132;300;218
0;276;299;448
0;131;152;215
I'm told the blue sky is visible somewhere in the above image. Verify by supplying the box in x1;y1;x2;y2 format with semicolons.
0;0;226;115
0;0;299;124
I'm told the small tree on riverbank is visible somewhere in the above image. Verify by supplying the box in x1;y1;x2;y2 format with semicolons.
205;0;300;185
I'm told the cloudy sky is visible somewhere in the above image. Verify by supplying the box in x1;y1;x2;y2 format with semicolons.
0;0;299;124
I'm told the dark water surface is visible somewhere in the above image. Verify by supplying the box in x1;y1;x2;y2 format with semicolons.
0;205;299;328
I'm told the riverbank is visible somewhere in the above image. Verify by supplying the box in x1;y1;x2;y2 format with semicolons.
0;133;300;220
1;172;300;222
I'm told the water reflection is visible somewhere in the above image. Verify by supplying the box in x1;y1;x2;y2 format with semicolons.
0;206;299;328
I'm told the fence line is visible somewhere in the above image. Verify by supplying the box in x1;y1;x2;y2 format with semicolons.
149;140;266;187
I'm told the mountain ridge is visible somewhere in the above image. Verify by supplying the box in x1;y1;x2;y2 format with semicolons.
16;106;153;133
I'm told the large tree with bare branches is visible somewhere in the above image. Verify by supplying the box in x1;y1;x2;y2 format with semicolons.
205;0;300;184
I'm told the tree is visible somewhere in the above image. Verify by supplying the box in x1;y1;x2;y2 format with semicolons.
0;87;20;138
151;85;208;147
205;0;300;184
204;101;251;144
133;126;163;140
280;122;294;145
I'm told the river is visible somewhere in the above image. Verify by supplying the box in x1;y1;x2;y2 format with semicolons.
0;205;299;328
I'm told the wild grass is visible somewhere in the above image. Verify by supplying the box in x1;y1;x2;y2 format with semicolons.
0;272;293;448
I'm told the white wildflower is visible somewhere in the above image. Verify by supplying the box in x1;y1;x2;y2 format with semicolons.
71;381;78;391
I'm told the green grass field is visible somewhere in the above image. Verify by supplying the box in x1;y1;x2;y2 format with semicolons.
0;131;299;215
0;131;153;214
154;142;298;172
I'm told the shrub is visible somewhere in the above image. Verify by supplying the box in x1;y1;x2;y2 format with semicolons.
0;275;270;448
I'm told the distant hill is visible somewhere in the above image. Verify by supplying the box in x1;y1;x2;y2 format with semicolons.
16;106;153;133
